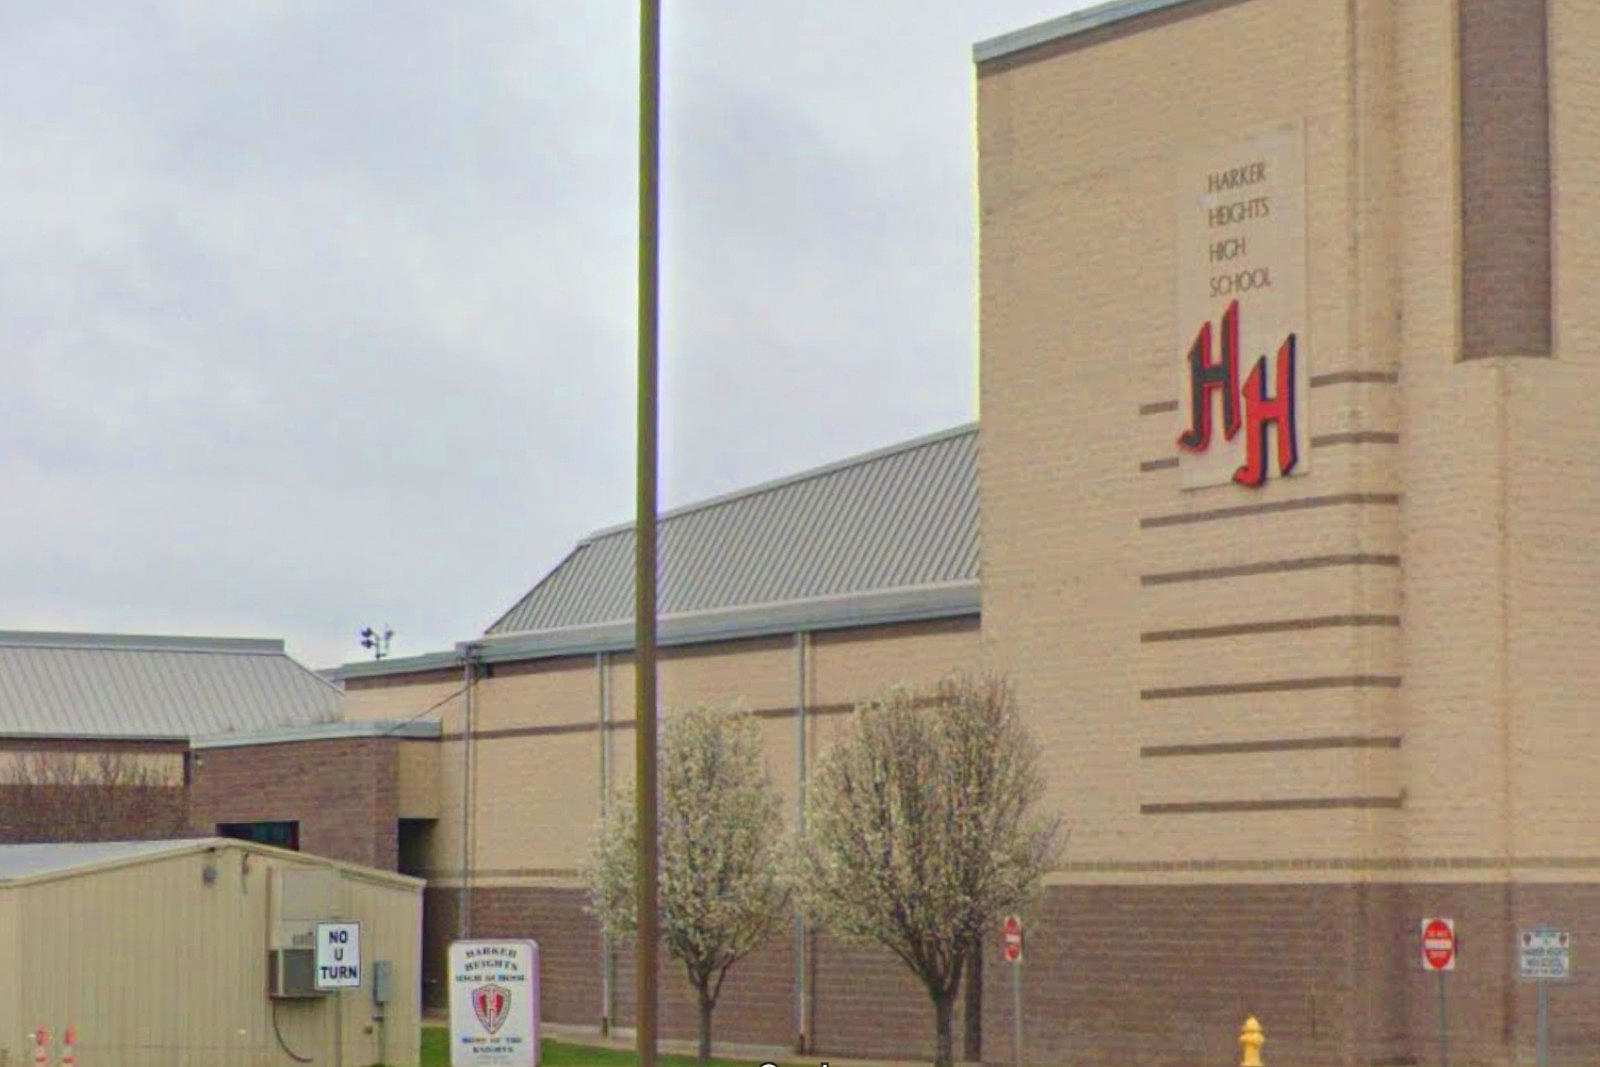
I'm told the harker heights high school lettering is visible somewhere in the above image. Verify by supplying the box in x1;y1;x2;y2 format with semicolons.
1175;123;1309;490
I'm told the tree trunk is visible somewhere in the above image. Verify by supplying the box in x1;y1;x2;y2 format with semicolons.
933;990;956;1067
964;931;983;1062
697;986;714;1064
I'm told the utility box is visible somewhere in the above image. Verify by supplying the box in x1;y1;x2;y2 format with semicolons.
373;959;395;1006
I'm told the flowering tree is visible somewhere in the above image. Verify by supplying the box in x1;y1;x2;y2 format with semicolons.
587;704;791;1063
796;674;1061;1067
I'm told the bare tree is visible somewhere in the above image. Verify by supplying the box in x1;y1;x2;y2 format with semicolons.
587;705;791;1064
4;750;188;843
796;674;1062;1067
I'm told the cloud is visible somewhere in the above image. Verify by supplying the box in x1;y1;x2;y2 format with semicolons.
0;1;1084;668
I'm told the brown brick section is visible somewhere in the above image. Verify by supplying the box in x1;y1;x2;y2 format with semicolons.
455;887;963;1060
422;887;459;1011
442;880;1600;1065
1460;0;1552;358
189;737;402;869
0;738;189;844
0;784;188;843
613;925;798;1049
977;884;1399;1067
812;932;969;1062
470;887;603;1027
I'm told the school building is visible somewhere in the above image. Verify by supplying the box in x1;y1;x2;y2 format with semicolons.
92;0;1596;1063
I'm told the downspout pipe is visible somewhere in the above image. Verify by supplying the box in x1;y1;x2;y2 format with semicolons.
598;651;614;1034
458;641;482;941
794;630;809;1053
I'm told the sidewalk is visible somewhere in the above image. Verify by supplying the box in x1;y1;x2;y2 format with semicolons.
425;1013;947;1067
544;1021;939;1067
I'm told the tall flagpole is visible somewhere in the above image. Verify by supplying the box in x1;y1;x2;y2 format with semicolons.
634;1;661;1066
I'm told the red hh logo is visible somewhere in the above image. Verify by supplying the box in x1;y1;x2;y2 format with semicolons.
1176;298;1299;488
472;983;511;1035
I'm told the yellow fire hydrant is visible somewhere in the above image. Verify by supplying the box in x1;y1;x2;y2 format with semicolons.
1240;1017;1265;1067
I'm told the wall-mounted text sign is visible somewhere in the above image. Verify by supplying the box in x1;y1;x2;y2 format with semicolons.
1175;123;1309;489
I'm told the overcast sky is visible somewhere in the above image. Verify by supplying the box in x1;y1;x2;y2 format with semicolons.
0;2;1089;670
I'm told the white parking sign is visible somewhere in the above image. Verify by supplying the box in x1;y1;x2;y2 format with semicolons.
315;922;362;990
1520;929;1571;981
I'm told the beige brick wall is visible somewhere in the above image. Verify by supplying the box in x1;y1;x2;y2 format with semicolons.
344;619;977;886
807;618;979;706
980;0;1600;885
342;670;465;728
472;731;599;873
396;737;440;819
978;0;1407;878
1499;0;1600;861
476;656;596;733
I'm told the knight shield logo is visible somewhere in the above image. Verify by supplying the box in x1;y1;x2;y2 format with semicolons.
472;983;511;1035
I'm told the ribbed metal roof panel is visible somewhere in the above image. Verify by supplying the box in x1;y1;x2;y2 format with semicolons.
0;633;341;739
486;424;979;635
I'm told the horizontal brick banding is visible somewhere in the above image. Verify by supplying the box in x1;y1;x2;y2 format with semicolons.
427;867;581;880
345;667;461;689
0;737;187;753
1310;431;1401;447
1139;372;1398;421
1309;370;1400;387
440;702;856;744
1139;674;1403;700
751;702;854;719
1141;434;1398;474
1141;735;1403;758
1141;794;1406;814
440;721;596;742
1140;613;1401;642
1139;492;1401;529
1141;552;1401;586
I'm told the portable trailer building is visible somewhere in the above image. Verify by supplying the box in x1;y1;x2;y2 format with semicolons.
0;838;421;1067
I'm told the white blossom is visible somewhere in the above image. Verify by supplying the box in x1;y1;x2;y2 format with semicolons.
586;704;791;1063
794;673;1062;1067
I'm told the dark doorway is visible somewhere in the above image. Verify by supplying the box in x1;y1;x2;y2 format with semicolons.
398;818;435;879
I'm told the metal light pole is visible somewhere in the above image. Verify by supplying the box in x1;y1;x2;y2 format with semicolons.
634;2;661;1065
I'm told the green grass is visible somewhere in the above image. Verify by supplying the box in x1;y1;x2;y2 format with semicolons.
419;1025;759;1067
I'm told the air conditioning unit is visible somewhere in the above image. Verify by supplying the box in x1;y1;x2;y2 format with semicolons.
267;948;326;999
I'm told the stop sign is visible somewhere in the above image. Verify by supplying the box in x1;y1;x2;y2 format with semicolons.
1002;915;1023;963
1421;918;1456;971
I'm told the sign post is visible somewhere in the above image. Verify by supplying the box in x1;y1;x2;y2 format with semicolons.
1002;915;1023;1067
1421;918;1456;1067
450;940;540;1066
1519;926;1571;1067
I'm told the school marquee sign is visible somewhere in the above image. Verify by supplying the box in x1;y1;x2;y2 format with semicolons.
1174;123;1309;490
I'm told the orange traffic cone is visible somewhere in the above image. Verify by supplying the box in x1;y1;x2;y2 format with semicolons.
59;1026;76;1067
32;1028;49;1067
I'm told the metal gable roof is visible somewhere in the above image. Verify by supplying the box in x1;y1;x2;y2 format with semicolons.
0;839;208;881
0;632;341;739
485;423;979;637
